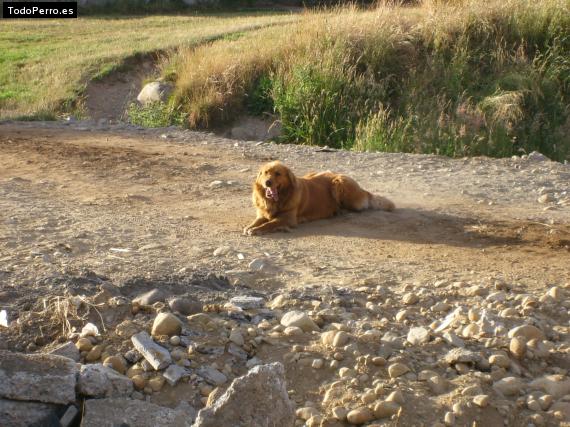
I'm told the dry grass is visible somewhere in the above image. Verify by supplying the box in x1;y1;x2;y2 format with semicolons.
0;12;296;119
164;0;570;160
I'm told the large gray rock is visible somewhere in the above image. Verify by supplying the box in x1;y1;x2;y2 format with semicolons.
136;82;173;106
77;364;133;398
194;362;295;427
0;350;77;404
81;398;193;427
0;398;61;427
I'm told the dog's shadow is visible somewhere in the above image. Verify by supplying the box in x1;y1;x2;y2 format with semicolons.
268;207;523;249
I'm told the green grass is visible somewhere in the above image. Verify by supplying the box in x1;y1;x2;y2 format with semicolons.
0;12;296;119
163;0;570;161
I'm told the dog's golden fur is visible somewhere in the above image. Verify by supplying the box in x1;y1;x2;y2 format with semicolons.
244;161;395;235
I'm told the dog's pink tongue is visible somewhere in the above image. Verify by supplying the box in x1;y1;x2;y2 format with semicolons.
265;187;279;201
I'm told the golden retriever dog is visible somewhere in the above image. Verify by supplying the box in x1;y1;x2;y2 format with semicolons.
243;161;395;235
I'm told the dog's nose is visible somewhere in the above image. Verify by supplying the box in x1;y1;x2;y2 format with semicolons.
265;180;272;187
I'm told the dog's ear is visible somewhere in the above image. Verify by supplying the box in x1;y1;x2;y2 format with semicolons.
285;166;297;189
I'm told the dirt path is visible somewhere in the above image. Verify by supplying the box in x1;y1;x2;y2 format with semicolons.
1;121;569;302
1;121;569;426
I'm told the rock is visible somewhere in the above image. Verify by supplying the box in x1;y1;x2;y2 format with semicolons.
402;293;419;305
82;398;192;427
332;406;348;421
132;375;146;390
296;406;321;420
133;289;166;306
170;335;181;346
124;349;142;364
444;411;455;426
137;81;173;106
332;331;349;347
442;332;464;348
550;402;570;421
249;258;269;272
86;344;105;362
493;376;524;396
321;330;337;345
373;401;400;418
194;363;294;427
443;348;481;365
508;325;544;342
347;407;374;424
131;331;172;370
77;363;133;398
407;327;430;345
213;246;231;256
280;311;319;332
538;194;553;203
169;297;202;315
75;337;93;352
115;320;141;338
0;399;61;427
148;376;166;392
197;367;228;386
229;329;244;346
312;359;324;369
48;342;80;362
489;354;510;369
427;375;448;395
528;151;549;161
0;350;77;404
283;326;303;336
509;337;526;358
164;364;190;386
227;343;248;360
152;313;182;337
528;375;570;398
388;363;410;378
473;394;490;407
103;355;127;374
229;296;265;310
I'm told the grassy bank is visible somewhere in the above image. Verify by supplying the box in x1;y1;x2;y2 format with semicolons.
0;12;296;119
160;0;570;161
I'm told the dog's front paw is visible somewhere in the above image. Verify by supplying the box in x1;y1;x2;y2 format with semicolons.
246;227;264;236
242;226;251;235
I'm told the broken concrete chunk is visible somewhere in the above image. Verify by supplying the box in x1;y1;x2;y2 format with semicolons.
197;366;227;386
163;364;190;386
82;398;193;427
131;331;172;370
77;364;133;398
0;350;77;404
194;362;295;427
229;296;265;310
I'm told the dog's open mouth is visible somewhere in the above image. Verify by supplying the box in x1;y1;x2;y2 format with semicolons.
265;187;279;201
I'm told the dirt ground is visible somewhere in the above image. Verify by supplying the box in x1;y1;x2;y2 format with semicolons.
1;120;569;426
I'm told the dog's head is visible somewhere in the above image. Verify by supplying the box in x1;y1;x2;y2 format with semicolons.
255;161;296;203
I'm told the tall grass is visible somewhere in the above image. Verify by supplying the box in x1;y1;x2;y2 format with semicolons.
165;0;570;161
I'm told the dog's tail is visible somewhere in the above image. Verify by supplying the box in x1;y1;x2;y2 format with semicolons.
368;193;396;211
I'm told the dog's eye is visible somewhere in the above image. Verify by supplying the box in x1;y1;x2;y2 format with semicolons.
275;172;281;177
